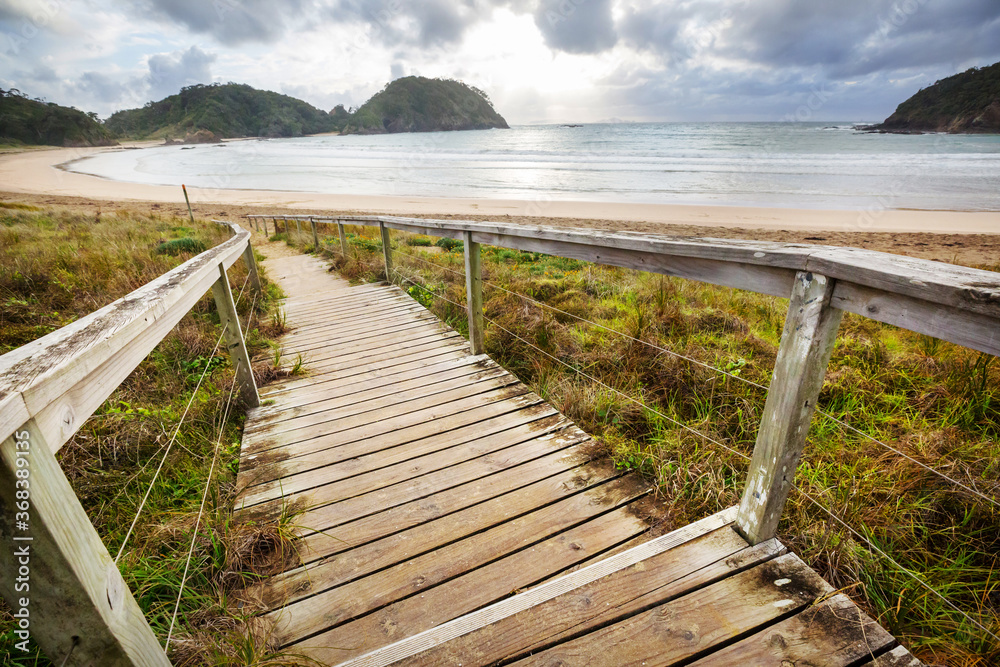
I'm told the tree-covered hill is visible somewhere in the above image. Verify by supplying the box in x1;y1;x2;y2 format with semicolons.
344;76;509;134
0;89;117;146
105;83;343;140
874;61;1000;133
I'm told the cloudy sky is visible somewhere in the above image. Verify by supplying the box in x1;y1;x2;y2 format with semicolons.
1;0;998;124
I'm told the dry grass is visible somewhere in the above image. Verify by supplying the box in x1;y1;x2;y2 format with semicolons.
0;205;305;665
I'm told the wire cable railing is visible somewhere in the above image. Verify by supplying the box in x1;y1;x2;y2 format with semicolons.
386;237;999;645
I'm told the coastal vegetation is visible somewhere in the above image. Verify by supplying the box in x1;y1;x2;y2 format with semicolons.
873;60;1000;133
105;83;341;141
342;76;508;134
0;205;301;665
0;89;117;147
274;222;1000;666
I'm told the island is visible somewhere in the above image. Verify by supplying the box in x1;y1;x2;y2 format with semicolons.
342;76;509;134
863;60;999;133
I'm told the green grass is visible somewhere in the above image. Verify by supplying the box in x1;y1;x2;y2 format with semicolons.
0;206;310;666
302;227;1000;666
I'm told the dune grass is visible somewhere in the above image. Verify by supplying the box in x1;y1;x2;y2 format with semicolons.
302;224;999;666
0;207;316;666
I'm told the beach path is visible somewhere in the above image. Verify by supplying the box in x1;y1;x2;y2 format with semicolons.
233;243;920;666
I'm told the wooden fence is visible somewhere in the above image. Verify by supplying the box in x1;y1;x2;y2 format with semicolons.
249;212;1000;545
0;222;261;665
2;209;997;665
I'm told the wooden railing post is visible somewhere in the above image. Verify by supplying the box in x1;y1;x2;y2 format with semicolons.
242;243;261;295
295;218;302;240
379;221;393;283
310;217;319;250
338;220;348;257
463;231;485;355
736;271;843;544
211;264;260;408
0;421;171;665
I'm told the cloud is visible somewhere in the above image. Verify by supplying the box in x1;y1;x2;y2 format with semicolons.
146;45;216;99
533;0;616;54
140;0;302;45
326;0;500;49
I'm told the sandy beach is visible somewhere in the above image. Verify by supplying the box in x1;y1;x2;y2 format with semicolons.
2;144;998;267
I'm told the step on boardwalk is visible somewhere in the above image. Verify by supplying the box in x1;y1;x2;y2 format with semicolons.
236;252;920;667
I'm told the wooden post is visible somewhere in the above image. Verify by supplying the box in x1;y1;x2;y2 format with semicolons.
736;271;843;545
242;243;261;295
0;421;171;666
295;218;302;240
181;184;194;224
211;264;260;408
338;220;348;257
463;231;485;355
310;217;319;250
283;217;289;235
379;221;393;283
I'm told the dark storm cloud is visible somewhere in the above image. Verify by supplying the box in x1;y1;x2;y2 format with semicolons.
327;0;492;48
147;45;216;99
533;0;616;54
140;0;303;45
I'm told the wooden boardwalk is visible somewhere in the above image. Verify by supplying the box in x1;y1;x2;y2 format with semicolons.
234;252;918;667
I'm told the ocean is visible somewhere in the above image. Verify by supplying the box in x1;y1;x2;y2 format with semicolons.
67;122;1000;211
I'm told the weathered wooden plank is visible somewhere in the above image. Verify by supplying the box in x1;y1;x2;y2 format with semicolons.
279;307;436;349
736;271;843;544
277;330;464;371
250;437;593;553
245;366;511;440
250;354;494;418
509;552;831;667
464;231;485;354
687;593;894;666
293;504;651;663
341;215;1000;320
279;287;407;317
279;290;414;320
280;491;649;650
242;377;526;454
808;247;1000;319
242;409;567;510
240;414;584;509
335;507;737;667
290;430;586;564
861;645;925;667
243;421;585;525
257;460;622;609
260;339;469;397
400;530;784;666
832;280;1000;357
279;316;449;357
240;386;553;486
0;422;170;666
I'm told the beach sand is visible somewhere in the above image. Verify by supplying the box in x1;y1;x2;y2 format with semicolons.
1;145;998;267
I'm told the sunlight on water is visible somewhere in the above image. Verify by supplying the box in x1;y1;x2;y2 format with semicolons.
68;123;1000;210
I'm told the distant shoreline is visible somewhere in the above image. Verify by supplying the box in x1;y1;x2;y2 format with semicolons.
1;144;998;236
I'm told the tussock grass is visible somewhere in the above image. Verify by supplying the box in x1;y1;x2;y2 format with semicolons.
0;207;303;665
302;226;1000;665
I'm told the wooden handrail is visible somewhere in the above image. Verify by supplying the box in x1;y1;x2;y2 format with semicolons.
0;226;254;449
249;213;1000;356
0;224;261;665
